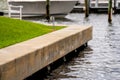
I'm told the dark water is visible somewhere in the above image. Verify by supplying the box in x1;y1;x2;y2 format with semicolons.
26;13;120;80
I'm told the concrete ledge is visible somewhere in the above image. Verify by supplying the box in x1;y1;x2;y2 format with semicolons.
0;25;92;80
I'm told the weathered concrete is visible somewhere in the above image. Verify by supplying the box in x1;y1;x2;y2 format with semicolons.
0;25;92;80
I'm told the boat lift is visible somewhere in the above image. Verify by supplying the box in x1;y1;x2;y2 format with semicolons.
76;0;120;12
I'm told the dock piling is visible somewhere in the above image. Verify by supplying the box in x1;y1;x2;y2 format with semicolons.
85;0;89;17
108;0;112;24
46;0;50;22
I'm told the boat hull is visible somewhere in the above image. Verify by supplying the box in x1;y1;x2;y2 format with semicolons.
8;0;77;17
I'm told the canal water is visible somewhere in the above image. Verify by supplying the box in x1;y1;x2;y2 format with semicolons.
26;13;120;80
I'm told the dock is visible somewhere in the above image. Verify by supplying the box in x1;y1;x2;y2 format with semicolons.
73;0;120;13
0;26;92;80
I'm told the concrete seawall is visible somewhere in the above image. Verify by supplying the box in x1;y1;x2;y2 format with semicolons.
0;25;92;80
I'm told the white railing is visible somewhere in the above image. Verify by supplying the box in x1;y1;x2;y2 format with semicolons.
8;5;23;20
77;0;120;8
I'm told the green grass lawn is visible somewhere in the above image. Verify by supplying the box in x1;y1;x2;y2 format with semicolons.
0;17;65;49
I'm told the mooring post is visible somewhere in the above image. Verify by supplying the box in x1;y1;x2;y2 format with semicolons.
85;0;89;18
50;16;55;30
113;0;116;13
108;0;112;24
46;0;50;22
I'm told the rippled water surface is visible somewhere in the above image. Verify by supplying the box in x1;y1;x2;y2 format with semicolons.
27;13;120;80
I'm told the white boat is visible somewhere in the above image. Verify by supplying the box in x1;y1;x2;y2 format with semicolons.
8;0;77;17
